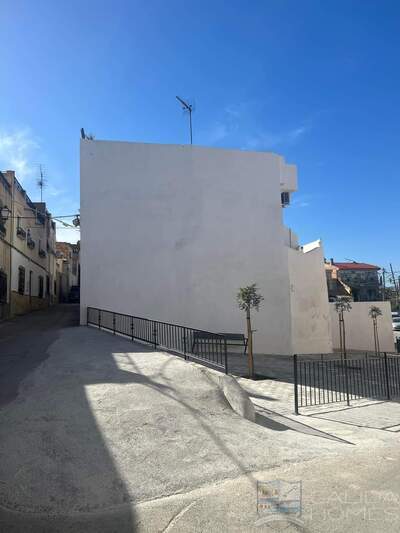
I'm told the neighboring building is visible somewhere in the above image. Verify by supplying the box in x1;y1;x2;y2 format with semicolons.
81;140;333;354
56;241;80;302
324;260;352;301
0;170;58;319
331;261;381;302
0;172;12;319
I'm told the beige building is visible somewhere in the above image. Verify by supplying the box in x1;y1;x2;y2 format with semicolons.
56;241;80;302
0;172;12;319
325;259;352;301
0;170;58;319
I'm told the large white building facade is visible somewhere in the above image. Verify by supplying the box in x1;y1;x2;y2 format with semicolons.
80;140;332;354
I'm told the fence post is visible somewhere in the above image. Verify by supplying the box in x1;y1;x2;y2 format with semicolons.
224;337;228;374
153;321;158;349
344;357;350;406
130;317;134;342
113;313;116;335
98;309;101;330
384;352;390;400
293;354;299;415
183;328;187;360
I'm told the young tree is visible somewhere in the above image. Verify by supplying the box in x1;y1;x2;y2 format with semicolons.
369;305;383;356
237;284;264;378
334;297;352;360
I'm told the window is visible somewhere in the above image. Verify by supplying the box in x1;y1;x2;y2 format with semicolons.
54;280;57;295
18;266;25;295
46;276;50;296
38;276;44;298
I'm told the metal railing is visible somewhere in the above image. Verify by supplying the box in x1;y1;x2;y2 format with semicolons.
293;352;400;414
87;307;228;373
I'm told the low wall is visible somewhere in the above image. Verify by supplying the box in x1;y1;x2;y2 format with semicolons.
10;292;50;317
329;301;394;353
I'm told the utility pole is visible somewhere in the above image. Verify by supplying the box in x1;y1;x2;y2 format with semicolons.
382;268;386;300
390;263;399;309
176;96;193;145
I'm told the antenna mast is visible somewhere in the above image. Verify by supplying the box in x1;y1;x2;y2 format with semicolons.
176;96;193;145
37;164;47;202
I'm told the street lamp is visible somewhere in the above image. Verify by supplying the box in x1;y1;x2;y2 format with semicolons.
0;206;11;221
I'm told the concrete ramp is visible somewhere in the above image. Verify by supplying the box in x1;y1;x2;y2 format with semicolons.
0;326;347;530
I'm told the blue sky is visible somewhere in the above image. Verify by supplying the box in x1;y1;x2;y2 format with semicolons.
1;1;399;275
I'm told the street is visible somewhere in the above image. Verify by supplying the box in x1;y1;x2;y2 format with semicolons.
1;307;400;532
0;304;79;407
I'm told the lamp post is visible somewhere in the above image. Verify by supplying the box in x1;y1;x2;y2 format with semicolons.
0;206;11;221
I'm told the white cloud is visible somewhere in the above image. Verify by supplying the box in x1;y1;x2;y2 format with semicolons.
288;126;307;140
291;194;317;209
55;226;80;244
0;128;40;182
244;124;310;151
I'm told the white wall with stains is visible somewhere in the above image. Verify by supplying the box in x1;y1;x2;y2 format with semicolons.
330;301;394;352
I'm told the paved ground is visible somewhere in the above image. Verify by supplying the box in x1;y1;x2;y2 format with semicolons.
1;308;400;531
0;304;79;407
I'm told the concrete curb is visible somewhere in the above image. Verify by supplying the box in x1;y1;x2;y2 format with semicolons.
202;369;256;422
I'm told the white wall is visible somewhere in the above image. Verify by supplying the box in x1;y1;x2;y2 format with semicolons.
329;301;394;353
289;241;333;354
80;140;331;355
81;141;297;353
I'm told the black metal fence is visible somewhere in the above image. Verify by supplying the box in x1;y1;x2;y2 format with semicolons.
293;353;400;414
87;307;228;373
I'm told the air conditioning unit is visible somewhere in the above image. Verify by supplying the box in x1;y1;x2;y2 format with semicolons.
281;191;290;207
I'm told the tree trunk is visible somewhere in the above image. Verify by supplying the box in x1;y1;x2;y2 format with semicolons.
338;314;343;361
376;322;380;355
342;313;347;360
246;309;254;378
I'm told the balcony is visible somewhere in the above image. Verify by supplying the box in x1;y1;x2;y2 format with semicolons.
16;226;26;239
27;236;35;249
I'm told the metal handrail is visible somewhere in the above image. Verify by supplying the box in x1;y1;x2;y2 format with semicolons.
87;306;227;338
86;306;228;373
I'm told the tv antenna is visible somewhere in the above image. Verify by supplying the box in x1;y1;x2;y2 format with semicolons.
176;96;194;145
37;164;47;202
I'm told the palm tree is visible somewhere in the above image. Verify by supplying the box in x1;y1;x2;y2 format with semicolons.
334;297;352;360
369;305;383;356
237;284;264;379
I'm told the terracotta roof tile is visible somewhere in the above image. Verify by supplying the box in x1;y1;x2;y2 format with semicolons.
333;262;380;271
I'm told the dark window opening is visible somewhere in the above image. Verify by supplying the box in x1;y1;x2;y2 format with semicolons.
38;276;44;299
18;266;25;295
0;271;7;303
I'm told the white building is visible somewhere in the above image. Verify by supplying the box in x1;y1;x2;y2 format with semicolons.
80;140;332;354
